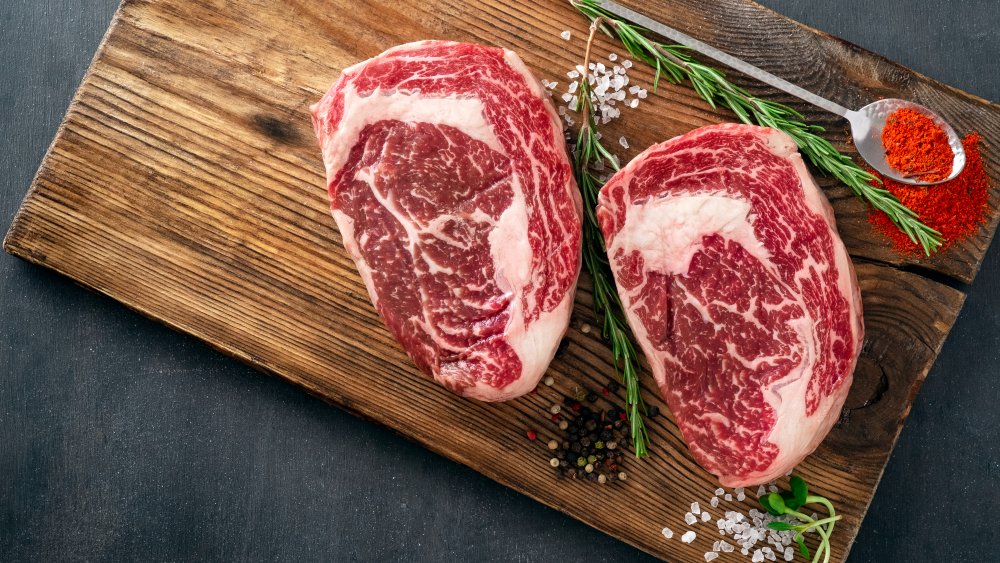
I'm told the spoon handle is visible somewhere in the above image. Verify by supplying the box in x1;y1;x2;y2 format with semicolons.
598;0;853;119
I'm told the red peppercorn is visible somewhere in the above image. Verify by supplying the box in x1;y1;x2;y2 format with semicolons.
551;414;561;422
571;402;581;412
527;430;538;441
601;388;610;396
619;413;627;421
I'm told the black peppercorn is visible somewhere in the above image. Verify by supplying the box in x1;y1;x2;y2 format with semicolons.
648;405;660;418
607;381;620;393
586;391;598;403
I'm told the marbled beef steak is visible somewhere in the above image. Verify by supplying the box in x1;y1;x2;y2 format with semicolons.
597;124;864;485
311;41;581;401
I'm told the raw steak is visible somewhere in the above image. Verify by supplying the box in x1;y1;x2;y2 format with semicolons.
311;41;581;401
597;124;863;486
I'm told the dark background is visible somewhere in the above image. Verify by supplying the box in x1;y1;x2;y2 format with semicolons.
1;1;997;561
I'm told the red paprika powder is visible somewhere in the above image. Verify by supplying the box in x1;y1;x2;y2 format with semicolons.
881;108;954;182
869;133;990;255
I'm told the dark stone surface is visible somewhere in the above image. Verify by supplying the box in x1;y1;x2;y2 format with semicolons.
1;1;997;561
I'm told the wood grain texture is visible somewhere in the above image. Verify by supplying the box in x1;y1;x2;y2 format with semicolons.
2;0;993;560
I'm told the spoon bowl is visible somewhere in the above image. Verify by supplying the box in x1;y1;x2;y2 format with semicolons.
847;99;965;186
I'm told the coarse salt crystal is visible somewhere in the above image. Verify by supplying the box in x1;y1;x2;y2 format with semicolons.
691;502;701;515
738;492;747;502
725;494;733;502
702;512;712;522
715;488;725;496
619;136;629;149
560;31;571;40
685;512;698;525
623;59;633;68
721;541;734;553
710;496;720;508
757;485;767;497
637;89;648;99
662;527;674;539
629;99;639;109
784;547;794;561
567;70;579;79
561;93;572;103
769;485;779;493
704;553;719;562
752;549;765;563
681;531;697;544
568;81;579;94
608;53;618;61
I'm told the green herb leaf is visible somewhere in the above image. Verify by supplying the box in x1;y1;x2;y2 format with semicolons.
781;490;802;511
768;521;794;531
791;475;808;507
767;492;786;513
796;533;810;558
759;494;781;517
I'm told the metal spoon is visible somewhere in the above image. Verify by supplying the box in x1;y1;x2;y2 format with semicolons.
599;0;966;185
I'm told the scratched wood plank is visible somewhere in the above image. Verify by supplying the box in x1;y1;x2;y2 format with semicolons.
3;0;993;560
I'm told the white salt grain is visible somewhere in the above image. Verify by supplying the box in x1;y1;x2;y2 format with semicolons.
710;496;720;508
619;136;629;149
757;485;767;497
784;547;794;561
662;527;674;540
567;70;580;79
568;81;579;94
725;494;733;502
608;53;618;61
702;512;712;522
691;502;701;515
704;553;719;562
737;492;747;502
685;512;698;526
752;549;765;563
721;541;735;553
561;30;571;41
715;488;725;496
629;98;639;109
681;531;697;544
622;59;633;68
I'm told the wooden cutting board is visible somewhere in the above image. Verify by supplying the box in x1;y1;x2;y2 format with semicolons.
5;0;999;560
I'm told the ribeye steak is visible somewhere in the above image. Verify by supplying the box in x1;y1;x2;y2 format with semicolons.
311;41;581;401
597;124;863;486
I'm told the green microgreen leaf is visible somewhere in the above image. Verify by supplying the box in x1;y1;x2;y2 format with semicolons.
791;475;809;507
796;533;810;558
767;492;786;513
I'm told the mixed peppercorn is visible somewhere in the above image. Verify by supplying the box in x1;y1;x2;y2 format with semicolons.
532;379;661;484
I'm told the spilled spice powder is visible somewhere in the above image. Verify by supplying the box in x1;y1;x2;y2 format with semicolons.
869;133;990;255
882;108;954;182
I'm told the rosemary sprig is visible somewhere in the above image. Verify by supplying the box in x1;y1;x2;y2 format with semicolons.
570;0;943;255
574;19;649;458
761;476;842;563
